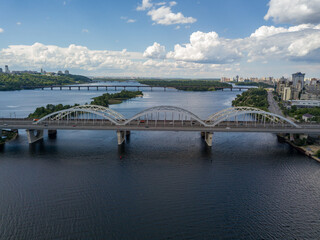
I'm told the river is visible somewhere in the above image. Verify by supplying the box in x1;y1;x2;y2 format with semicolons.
0;81;319;239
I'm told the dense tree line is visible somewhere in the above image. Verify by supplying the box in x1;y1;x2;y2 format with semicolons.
235;82;274;88
28;90;143;118
232;88;269;111
137;79;230;91
0;73;92;91
286;106;320;123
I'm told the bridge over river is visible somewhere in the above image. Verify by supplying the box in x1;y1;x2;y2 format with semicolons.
25;85;251;91
1;105;319;147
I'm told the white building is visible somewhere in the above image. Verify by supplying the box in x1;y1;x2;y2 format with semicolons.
290;100;320;108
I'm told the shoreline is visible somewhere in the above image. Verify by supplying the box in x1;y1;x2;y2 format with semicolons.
0;130;19;146
277;134;320;163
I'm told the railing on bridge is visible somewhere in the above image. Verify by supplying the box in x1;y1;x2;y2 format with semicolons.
2;105;309;146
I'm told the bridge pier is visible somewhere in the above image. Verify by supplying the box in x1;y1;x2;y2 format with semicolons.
117;130;126;145
201;132;213;147
78;86;80;90
26;129;44;144
97;86;99;91
60;87;62;90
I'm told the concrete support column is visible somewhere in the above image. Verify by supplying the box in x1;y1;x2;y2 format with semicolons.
289;133;294;142
126;131;131;136
26;129;44;144
0;129;2;137
205;132;213;147
117;130;125;145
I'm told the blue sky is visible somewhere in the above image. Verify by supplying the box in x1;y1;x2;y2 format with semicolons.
0;0;320;78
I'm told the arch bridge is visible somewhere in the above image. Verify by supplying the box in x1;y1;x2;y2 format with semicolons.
1;105;317;147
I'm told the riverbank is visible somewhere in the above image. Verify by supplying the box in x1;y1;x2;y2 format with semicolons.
0;130;19;145
277;134;320;162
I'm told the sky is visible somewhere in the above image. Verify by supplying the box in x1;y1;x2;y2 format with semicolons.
0;0;319;78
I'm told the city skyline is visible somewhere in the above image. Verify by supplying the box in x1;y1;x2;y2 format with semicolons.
0;0;319;78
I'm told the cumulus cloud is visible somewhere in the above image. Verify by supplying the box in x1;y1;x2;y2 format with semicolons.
165;24;320;64
147;5;196;25
265;0;320;24
0;42;143;71
0;28;4;33
247;24;320;62
143;42;166;58
137;0;196;25
167;31;242;64
136;0;153;11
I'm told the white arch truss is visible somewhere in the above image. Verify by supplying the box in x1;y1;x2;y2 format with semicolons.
123;106;207;126
35;105;124;125
206;107;300;128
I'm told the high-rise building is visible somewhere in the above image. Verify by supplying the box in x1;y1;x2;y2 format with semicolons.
0;68;2;73
292;72;305;90
4;65;10;74
65;70;69;75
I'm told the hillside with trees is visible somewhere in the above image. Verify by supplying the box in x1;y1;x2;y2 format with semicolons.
0;73;92;91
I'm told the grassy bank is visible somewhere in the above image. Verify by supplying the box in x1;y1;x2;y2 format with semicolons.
0;73;92;91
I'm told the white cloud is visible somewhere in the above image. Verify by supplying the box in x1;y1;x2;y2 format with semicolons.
169;1;177;6
0;28;3;33
127;19;137;23
82;29;89;33
175;25;180;30
143;42;166;58
147;5;196;25
167;31;242;63
136;0;153;11
247;24;320;62
265;0;320;24
137;0;196;25
0;43;143;72
16;22;21;26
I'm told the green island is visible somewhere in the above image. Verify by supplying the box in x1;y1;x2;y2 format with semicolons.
232;88;269;111
235;82;274;88
137;79;230;91
0;73;92;91
28;90;143;118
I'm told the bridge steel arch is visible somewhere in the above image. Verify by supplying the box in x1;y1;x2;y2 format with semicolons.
206;107;300;128
123;106;207;126
35;105;124;125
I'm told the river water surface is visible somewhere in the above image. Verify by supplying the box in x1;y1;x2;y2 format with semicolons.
0;82;320;239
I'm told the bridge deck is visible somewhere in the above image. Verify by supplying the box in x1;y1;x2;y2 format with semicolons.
1;119;320;134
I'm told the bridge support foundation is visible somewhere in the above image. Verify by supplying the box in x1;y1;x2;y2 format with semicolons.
290;133;294;142
26;129;44;144
117;130;126;145
202;132;213;147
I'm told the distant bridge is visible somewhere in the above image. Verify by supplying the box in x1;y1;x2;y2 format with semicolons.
1;105;319;147
24;85;251;91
